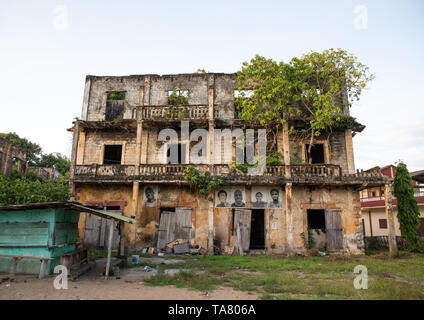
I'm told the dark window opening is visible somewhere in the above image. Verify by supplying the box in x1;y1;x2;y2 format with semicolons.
103;145;122;164
167;144;186;164
160;207;176;213
307;209;326;230
105;91;125;121
250;209;265;249
379;219;387;229
305;144;325;164
106;206;121;211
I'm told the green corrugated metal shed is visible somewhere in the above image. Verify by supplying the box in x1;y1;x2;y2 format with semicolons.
0;201;136;276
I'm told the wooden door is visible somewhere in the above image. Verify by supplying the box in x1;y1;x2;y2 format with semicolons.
325;209;343;251
84;209;122;249
234;209;252;252
157;208;192;249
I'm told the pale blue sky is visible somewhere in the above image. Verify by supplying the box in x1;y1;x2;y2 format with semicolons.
0;0;423;170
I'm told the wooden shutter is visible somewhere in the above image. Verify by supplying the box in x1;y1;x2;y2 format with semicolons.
325;209;343;251
234;209;252;252
157;208;192;249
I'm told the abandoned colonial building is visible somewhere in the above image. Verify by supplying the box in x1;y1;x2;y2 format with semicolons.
69;73;389;255
0;137;26;176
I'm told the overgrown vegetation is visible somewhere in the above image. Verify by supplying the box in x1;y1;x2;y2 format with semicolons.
168;90;188;106
107;91;126;100
301;227;316;250
183;165;223;199
236;49;374;161
393;161;423;252
0;172;70;206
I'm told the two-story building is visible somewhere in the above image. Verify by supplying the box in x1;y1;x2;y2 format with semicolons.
360;164;424;237
69;73;388;255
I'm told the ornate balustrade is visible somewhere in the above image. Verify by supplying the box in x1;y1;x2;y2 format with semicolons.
140;105;218;120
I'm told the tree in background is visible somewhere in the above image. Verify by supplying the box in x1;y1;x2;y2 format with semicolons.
393;161;423;252
236;49;374;160
0;173;70;206
35;153;70;176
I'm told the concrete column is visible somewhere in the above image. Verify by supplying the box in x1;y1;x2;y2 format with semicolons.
345;128;355;174
384;183;397;254
207;83;214;166
282;122;291;178
69;121;80;194
207;191;214;255
131;181;140;250
285;182;293;254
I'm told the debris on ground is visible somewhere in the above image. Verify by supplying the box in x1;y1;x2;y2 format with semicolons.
144;266;153;272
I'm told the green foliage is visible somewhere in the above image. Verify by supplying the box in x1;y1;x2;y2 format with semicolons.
236;49;374;136
107;91;126;100
0;132;42;166
33;152;70;176
113;114;123;124
196;68;207;73
0;173;70;206
168;90;188;106
327;114;356;130
183;165;223;198
393;162;423;252
301;227;316;250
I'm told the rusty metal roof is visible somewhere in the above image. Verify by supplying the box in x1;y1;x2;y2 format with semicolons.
0;201;136;224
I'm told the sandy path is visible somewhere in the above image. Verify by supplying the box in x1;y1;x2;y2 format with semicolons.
0;274;258;300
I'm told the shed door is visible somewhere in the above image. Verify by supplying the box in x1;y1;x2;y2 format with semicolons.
234;209;252;252
157;208;192;249
325;209;343;251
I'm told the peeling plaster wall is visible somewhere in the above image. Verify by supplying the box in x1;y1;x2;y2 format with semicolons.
82;131;136;165
291;186;364;254
83;74;238;122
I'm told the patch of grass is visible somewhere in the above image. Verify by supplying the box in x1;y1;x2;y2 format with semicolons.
134;252;424;299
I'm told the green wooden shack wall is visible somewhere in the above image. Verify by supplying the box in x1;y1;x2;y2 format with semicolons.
0;208;80;275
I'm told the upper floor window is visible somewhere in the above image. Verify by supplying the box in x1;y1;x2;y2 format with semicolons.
103;145;122;164
105;91;125;121
234;90;254;119
305;143;325;164
168;90;189;106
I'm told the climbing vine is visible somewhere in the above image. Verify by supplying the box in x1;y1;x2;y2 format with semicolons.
183;165;223;200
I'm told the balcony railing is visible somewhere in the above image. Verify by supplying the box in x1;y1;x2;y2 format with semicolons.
140;105;219;120
75;164;360;179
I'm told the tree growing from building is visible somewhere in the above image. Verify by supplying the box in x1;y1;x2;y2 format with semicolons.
236;49;374;161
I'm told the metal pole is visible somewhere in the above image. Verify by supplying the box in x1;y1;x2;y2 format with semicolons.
105;220;115;279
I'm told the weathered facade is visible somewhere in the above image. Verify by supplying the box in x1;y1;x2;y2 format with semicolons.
69;73;388;255
0;137;26;176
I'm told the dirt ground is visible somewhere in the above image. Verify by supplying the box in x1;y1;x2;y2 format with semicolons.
0;259;258;300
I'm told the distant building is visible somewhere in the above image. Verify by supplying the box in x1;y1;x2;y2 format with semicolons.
360;164;424;237
0;137;26;176
27;167;62;180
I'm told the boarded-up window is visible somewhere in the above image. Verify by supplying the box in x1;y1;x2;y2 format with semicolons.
379;219;387;229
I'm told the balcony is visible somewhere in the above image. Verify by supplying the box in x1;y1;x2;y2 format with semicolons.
140;105;219;121
73;163;387;186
